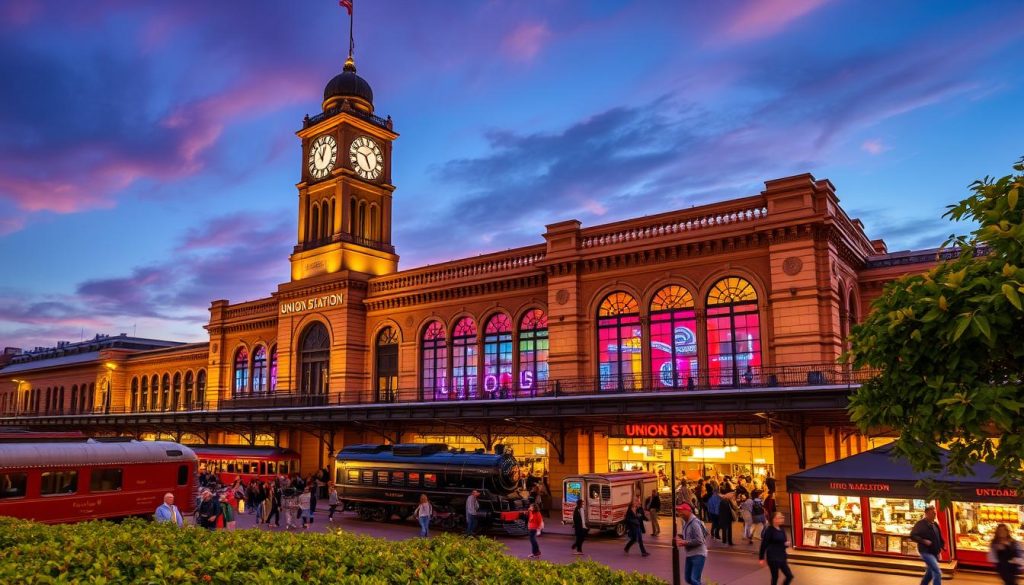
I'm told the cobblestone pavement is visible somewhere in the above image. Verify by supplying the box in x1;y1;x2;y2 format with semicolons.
229;506;998;584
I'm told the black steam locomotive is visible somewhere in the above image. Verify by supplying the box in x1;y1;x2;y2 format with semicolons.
334;443;530;535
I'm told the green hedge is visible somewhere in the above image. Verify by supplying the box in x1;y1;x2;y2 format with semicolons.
0;518;665;584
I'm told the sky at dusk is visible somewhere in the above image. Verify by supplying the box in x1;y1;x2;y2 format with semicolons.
1;0;1022;350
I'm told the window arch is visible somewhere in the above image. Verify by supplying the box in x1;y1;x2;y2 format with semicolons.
706;277;761;386
150;375;159;411
130;377;139;412
598;292;642;390
375;326;399;402
161;374;170;411
326;198;335;239
357;200;367;239
58;386;65;413
269;345;278;393
88;383;96;413
650;285;698;388
369;204;379;241
298;322;330;395
421;321;447;400
518;309;549;392
483;313;513;395
233;347;249;396
70;384;79;414
139;377;148;412
311;203;321;243
451;317;478;399
349;197;357;234
196;370;207;406
252;345;268;393
184;371;194;409
172;373;181;410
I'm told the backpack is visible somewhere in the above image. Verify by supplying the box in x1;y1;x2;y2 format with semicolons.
752;499;764;517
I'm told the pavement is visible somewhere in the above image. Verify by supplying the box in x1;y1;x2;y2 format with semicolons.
226;505;1000;584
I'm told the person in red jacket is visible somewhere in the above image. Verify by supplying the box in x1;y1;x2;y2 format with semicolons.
527;503;544;559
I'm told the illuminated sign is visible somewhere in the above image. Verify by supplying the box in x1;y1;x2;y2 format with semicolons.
279;293;344;315
975;488;1018;498
829;482;891;493
621;422;726;438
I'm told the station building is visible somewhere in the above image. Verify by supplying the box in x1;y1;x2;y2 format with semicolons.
0;52;942;515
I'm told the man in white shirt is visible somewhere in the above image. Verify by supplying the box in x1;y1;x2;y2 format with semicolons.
154;493;184;527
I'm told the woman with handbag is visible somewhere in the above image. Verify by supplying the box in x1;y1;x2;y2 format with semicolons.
990;524;1023;585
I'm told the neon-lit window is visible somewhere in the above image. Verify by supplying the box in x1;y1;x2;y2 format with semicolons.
598;292;642;390
706;277;761;386
269;346;278;393
650;286;698;388
233;347;249;396
421;321;447;400
483;313;513;395
252;345;267;393
452;317;478;399
518;309;549;392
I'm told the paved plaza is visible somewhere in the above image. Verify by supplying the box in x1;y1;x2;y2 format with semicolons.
227;506;998;584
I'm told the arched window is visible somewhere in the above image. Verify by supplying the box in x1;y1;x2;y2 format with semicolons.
421;321;447;400
452;317;478;399
269;346;278;393
483;313;513;396
706;277;761;386
358;200;367;239
130;378;139;412
375;326;399;402
650;286;698;388
518;309;549;393
45;388;51;413
161;374;170;411
597;292;642;390
233;347;249;396
325;199;334;239
370;204;379;241
349;197;357;234
59;386;65;413
149;375;159;410
298;322;330;395
88;383;96;412
252;345;267;393
311;203;320;243
196;370;207;406
172;373;181;410
71;385;79;414
184;371;194;409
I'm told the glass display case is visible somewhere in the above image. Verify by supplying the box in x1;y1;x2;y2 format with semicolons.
800;494;864;551
952;502;1024;552
869;497;930;556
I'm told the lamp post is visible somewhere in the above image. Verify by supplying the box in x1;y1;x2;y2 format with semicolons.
668;438;681;585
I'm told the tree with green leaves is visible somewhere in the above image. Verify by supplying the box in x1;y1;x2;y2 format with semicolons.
846;157;1024;497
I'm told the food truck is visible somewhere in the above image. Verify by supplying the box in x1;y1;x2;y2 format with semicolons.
562;471;659;536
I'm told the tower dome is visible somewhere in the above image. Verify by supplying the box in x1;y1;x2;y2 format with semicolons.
323;56;374;113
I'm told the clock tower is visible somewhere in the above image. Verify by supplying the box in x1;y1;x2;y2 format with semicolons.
290;55;399;281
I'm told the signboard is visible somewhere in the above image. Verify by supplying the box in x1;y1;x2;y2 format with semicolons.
613;422;727;439
279;293;344;315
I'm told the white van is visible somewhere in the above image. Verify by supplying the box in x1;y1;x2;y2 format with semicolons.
562;471;659;536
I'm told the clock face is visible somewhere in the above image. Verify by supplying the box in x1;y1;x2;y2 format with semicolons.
349;136;384;181
307;135;338;180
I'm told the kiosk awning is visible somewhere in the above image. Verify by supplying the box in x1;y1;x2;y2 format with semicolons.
786;444;1021;503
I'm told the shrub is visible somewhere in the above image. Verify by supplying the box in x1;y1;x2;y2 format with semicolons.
0;518;665;584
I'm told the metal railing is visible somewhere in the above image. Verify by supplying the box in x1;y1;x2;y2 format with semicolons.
303;107;391;131
0;363;877;419
294;232;395;254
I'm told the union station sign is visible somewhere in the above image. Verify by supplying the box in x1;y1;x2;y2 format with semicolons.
615;422;727;439
279;293;345;315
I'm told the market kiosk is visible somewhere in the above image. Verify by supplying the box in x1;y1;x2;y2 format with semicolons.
787;445;1023;574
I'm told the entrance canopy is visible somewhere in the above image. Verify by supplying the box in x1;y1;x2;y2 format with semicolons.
786;444;1021;503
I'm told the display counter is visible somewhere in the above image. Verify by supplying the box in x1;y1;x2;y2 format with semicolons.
952;501;1024;566
799;494;863;551
869;497;931;557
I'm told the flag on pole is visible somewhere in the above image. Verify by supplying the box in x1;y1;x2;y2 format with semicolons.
339;0;352;15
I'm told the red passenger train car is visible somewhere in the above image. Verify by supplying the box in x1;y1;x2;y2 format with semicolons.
0;439;198;523
190;445;300;485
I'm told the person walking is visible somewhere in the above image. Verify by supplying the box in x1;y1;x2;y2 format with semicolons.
910;505;945;585
195;489;221;531
527;503;544;559
624;497;651;557
154;493;184;527
265;483;281;527
739;492;755;544
570;500;587;555
759;511;794;585
283;487;300;530
989;524;1023;585
220;490;236;531
645;490;662;536
707;486;722;540
751;489;768;540
327;483;340;522
677;503;708;585
717;491;738;546
414;494;433;537
308;476;318;523
465;489;480;536
298;485;313;529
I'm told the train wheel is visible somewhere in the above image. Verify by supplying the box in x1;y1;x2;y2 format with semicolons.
356;506;371;521
441;515;459;531
614;521;627;537
370;507;387;522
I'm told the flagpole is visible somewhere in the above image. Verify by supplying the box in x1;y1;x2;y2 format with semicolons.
348;0;355;59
